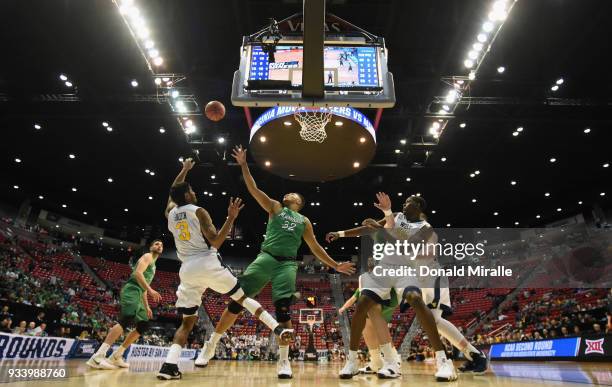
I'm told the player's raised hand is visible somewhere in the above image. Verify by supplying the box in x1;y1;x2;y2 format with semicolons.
335;261;356;275
149;288;162;303
227;197;245;220
232;146;247;166
362;218;383;229
374;192;392;213
325;232;340;243
181;157;195;171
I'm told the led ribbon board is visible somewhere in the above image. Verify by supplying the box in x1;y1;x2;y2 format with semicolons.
249;106;375;141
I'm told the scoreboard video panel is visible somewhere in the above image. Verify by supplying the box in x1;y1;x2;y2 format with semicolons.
248;45;381;88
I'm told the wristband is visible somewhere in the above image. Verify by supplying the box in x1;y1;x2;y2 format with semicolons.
383;209;393;217
338;231;345;238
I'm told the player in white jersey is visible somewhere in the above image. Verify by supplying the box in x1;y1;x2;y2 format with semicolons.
387;198;487;374
328;193;457;381
157;158;293;380
330;194;487;379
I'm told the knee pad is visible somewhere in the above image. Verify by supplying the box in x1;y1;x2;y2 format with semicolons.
228;300;245;314
177;306;199;317
242;298;262;316
135;320;150;335
274;298;292;323
118;316;135;330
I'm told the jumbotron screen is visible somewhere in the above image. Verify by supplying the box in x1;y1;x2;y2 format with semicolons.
248;45;381;87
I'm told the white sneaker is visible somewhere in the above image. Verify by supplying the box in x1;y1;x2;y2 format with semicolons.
195;342;215;368
377;359;401;379
339;359;360;379
86;356;118;370
277;359;293;379
435;358;458;382
108;355;129;368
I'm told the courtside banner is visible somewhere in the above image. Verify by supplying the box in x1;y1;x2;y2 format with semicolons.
126;344;196;361
0;333;75;360
489;337;581;359
579;334;612;360
69;340;99;358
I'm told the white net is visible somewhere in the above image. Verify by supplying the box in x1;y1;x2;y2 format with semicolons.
293;108;332;143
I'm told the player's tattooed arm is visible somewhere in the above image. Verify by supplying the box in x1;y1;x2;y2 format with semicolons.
304;218;356;275
134;254;162;302
165;158;195;218
232;146;282;215
196;198;245;249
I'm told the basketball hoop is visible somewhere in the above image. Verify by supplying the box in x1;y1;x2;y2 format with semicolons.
294;108;332;143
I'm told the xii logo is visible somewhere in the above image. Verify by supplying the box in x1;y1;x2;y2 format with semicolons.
584;338;605;355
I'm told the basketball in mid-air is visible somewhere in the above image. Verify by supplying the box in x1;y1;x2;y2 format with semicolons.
205;100;226;122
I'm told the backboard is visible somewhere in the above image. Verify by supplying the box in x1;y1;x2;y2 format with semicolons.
299;308;324;325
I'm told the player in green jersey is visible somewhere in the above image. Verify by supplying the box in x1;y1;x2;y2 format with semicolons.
87;239;164;370
195;146;356;379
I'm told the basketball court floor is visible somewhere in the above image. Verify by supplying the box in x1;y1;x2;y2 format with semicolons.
1;360;610;386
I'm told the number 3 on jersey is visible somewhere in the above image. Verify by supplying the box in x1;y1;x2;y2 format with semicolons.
175;220;191;241
282;221;296;232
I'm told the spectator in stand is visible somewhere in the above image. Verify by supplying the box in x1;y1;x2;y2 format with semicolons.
561;326;570;337
33;323;47;337
25;322;37;336
533;331;542;340
1;318;12;333
12;321;26;335
593;323;602;334
35;312;46;325
0;305;12;321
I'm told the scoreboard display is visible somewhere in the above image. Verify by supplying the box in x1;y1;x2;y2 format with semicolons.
248;45;381;88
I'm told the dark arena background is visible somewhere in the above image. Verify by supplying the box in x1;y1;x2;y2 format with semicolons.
0;0;611;386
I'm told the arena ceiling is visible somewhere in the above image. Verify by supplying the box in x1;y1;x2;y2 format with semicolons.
1;0;610;256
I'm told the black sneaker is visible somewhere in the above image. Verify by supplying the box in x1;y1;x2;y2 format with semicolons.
157;363;182;380
458;351;488;375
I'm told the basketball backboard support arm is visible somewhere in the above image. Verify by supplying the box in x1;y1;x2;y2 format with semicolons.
302;0;325;99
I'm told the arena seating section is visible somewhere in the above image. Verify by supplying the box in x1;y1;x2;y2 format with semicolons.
1;220;608;352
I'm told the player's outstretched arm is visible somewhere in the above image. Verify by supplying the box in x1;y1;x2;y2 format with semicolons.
325;218;386;242
195;197;244;249
232;146;282;215
374;192;395;228
325;193;394;242
303;218;356;275
133;254;162;302
165;158;195;218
